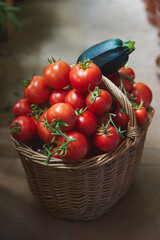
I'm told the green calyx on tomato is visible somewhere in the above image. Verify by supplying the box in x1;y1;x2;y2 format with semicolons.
132;98;143;110
8;122;21;134
78;56;92;69
31;104;50;120
47;56;61;64
118;71;134;85
88;86;101;104
98;113;126;138
41;117;76;163
21;75;32;87
75;107;88;117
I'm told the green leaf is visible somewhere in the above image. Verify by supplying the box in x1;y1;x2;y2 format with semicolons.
0;2;7;8
0;2;20;11
0;9;7;31
6;11;21;30
4;6;20;12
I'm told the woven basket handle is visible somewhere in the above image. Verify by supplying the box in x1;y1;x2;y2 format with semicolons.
102;75;141;140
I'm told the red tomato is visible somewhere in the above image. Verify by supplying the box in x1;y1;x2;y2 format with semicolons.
43;61;70;89
134;106;147;126
120;66;135;80
74;110;97;136
49;90;68;105
37;111;54;143
86;136;93;155
69;62;102;93
65;89;86;110
113;108;129;130
13;99;31;117
111;97;120;110
86;88;112;114
108;70;134;93
47;103;76;132
42;146;60;159
130;82;152;109
95;113;109;127
57;131;88;162
63;83;72;91
24;76;51;105
93;126;120;152
9;116;37;142
50;150;61;159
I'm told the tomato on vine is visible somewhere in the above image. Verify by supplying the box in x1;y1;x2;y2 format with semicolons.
95;113;109;127
108;70;134;93
9;116;37;142
47;103;76;132
49;89;68;105
65;89;86;110
69;58;102;93
134;106;147;126
93;126;120;152
43;58;70;89
13;99;32;117
130;82;152;109
56;131;88;162
74;109;97;136
119;66;135;80
24;76;51;105
37;111;54;143
113;108;129;130
86;87;112;114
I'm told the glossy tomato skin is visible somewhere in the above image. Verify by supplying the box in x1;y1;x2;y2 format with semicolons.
69;63;102;93
37;111;54;143
119;66;135;80
47;103;76;132
130;82;152;109
113;108;129;130
41;147;60;159
10;116;37;142
134;107;147;126
62;83;72;91
13;99;31;117
86;89;112;114
93;126;120;152
43;61;70;89
57;131;88;162
65;89;86;110
24;76;51;105
49;90;68;105
74;110;97;136
108;71;134;93
50;150;61;159
95;113;109;127
86;136;93;155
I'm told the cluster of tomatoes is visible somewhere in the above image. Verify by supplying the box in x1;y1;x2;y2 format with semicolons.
9;57;152;163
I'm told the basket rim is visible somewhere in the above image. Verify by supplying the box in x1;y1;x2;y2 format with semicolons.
10;106;154;170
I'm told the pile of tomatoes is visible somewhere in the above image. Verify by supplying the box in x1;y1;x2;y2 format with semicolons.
9;57;152;163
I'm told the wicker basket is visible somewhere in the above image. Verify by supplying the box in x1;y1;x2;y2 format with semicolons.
10;75;154;221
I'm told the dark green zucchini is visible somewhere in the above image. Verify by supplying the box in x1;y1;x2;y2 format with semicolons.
77;39;135;76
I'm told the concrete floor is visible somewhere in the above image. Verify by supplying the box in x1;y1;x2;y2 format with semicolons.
0;0;160;239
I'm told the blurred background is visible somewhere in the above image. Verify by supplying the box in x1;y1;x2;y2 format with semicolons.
0;0;159;128
0;0;160;239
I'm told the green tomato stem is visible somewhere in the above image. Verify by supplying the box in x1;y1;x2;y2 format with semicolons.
8;122;21;134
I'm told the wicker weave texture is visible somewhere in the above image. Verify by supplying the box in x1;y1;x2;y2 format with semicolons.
10;76;154;221
17;135;146;221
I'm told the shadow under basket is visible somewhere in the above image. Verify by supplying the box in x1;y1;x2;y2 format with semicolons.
10;76;154;221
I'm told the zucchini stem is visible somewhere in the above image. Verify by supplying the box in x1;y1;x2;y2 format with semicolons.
123;40;136;52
